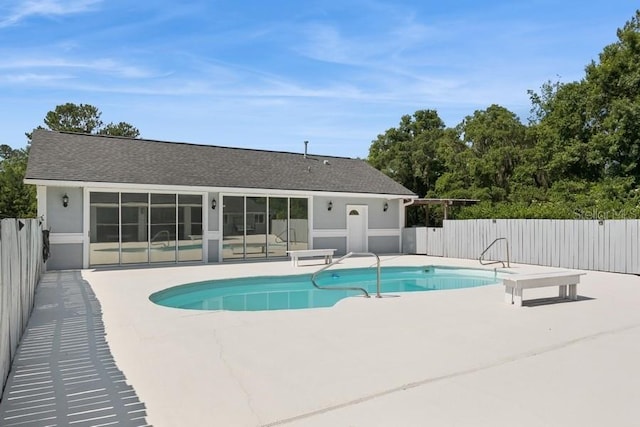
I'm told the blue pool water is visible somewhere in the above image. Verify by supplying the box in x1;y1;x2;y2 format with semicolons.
149;266;501;312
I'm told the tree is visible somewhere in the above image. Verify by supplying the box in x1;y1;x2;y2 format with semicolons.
368;109;446;197
521;10;640;212
584;10;640;180
366;11;640;219
30;102;140;139
0;146;36;218
527;80;598;185
432;128;477;199
44;103;103;134
438;105;527;202
98;122;141;137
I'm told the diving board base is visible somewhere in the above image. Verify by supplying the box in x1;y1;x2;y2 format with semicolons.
504;271;585;307
287;249;337;267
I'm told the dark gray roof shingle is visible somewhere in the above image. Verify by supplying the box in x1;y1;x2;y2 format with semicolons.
25;130;415;196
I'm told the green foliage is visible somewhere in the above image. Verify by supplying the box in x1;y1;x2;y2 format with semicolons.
455;201;575;219
0;146;36;218
368;11;640;222
98;121;141;138
368;110;446;197
368;110;447;225
457;104;528;200
455;177;640;220
44;103;103;134
27;103;140;140
585;12;640;180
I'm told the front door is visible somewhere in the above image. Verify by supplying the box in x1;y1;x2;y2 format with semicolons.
346;205;367;252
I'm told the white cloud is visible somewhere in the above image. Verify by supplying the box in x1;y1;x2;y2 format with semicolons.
0;0;101;27
0;57;154;78
0;72;73;83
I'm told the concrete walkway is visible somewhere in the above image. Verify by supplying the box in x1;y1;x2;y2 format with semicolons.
2;256;640;426
0;271;149;426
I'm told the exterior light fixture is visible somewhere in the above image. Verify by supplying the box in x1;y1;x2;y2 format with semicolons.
62;194;69;208
211;198;217;210
327;200;333;211
383;201;389;212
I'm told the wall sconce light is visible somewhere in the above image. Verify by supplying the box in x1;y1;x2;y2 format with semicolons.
62;193;69;208
211;198;217;210
327;200;333;211
383;201;389;212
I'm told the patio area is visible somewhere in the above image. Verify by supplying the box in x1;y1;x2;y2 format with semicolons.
2;255;640;426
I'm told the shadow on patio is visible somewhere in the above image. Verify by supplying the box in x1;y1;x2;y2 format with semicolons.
0;271;149;426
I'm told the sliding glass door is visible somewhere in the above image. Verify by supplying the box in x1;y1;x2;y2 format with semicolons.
222;195;308;261
89;191;202;266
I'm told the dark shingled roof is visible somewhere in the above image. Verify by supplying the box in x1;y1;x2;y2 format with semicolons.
25;130;415;196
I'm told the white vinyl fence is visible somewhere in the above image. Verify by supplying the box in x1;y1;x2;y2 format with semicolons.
402;227;444;256
0;219;43;395
404;219;640;274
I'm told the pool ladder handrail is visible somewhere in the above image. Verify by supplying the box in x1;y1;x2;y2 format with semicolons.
479;237;510;268
310;252;382;299
150;230;171;247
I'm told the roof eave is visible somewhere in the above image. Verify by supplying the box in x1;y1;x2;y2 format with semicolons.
24;178;417;199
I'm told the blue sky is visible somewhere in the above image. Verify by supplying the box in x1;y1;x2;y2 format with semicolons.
1;1;637;158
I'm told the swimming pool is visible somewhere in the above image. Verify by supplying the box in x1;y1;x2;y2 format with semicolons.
150;266;502;311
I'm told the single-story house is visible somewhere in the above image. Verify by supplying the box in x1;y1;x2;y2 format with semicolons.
25;130;417;270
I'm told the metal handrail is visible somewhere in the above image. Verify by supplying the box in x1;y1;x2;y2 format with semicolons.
150;230;170;247
310;252;382;298
479;237;510;268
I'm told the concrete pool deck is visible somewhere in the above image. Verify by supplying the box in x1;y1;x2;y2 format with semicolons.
2;255;640;426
